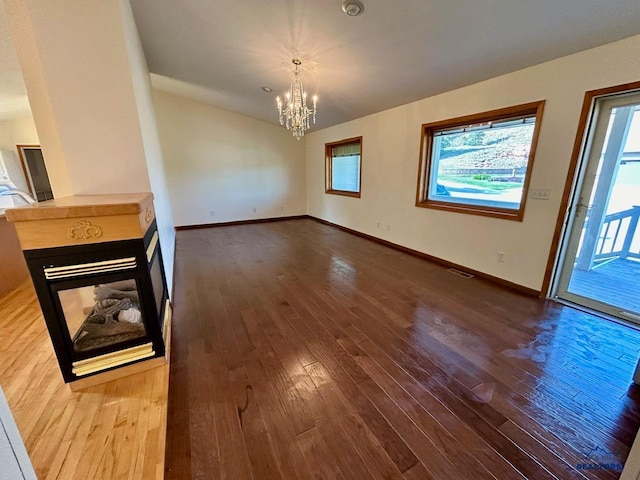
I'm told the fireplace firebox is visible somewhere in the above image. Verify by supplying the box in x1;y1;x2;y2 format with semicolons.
6;194;171;389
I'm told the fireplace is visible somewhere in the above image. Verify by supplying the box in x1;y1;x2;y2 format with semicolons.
6;194;170;389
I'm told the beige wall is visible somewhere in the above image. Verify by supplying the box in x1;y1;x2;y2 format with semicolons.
306;34;640;291
4;0;152;198
0;116;38;151
153;89;307;227
0;116;38;191
120;0;175;291
4;0;177;293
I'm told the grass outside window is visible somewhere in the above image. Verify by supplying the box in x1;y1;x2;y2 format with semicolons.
416;101;545;221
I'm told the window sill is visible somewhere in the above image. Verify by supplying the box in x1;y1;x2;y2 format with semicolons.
415;199;524;221
325;190;361;198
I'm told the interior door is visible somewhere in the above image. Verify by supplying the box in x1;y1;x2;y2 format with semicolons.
554;91;640;322
17;146;53;202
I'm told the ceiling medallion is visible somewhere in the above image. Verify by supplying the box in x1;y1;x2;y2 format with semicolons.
276;59;317;140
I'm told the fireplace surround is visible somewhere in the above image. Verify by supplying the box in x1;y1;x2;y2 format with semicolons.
6;193;170;389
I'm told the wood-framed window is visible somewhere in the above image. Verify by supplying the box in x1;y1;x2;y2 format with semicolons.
416;101;545;221
325;137;362;198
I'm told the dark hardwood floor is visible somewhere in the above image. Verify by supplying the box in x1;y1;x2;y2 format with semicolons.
165;219;640;479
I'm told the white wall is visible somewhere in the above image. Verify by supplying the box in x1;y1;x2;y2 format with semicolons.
120;0;176;292
4;0;177;293
4;0;152;198
0;116;38;151
0;116;38;192
3;0;71;197
306;34;640;291
153;89;307;227
0;387;36;480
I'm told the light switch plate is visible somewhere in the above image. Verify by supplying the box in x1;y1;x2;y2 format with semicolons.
530;188;551;200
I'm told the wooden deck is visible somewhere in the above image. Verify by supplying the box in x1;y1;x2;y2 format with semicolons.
0;281;169;480
165;219;640;479
569;258;640;314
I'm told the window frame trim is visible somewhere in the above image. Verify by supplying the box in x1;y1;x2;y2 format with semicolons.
415;101;545;221
325;136;363;198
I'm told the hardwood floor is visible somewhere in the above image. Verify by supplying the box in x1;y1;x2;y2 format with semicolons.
0;281;168;480
165;218;640;479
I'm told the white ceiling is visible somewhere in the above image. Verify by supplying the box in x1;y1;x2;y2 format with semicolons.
132;0;640;131
0;2;638;126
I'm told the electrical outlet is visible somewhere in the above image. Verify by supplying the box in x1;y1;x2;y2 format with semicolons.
253;207;257;213
386;225;391;232
530;188;551;200
280;206;284;211
209;211;215;217
376;222;380;228
497;251;505;263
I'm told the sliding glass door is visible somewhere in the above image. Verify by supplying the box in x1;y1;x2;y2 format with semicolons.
554;91;640;322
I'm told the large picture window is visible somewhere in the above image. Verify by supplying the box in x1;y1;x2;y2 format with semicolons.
325;137;362;198
416;101;545;220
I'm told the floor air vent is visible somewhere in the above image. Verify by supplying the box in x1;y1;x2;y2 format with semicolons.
447;268;474;279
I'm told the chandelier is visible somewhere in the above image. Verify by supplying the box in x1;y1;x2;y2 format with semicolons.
276;59;317;140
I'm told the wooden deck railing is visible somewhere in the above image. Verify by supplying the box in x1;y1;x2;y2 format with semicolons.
594;205;640;261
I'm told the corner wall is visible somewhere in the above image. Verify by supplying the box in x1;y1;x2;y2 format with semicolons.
120;0;176;292
4;0;156;199
152;89;307;227
305;34;640;291
5;0;178;294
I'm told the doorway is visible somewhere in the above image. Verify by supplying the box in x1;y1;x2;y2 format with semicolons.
17;145;53;202
553;89;640;322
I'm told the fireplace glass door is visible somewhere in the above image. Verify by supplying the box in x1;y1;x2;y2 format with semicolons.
57;280;148;354
23;225;167;383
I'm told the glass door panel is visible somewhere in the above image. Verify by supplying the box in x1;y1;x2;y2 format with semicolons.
555;92;640;321
58;279;147;353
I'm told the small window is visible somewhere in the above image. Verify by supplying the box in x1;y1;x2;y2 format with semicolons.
416;101;545;221
325;137;362;197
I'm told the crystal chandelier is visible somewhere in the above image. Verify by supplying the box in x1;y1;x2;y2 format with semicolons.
276;59;317;140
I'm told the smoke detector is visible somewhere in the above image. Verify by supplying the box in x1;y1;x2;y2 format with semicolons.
342;0;364;16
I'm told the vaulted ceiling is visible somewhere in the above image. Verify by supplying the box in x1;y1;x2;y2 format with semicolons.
1;2;640;126
131;0;640;130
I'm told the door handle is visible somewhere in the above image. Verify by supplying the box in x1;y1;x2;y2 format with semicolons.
577;202;596;210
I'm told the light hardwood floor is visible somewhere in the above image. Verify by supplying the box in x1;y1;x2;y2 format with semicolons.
0;281;168;480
